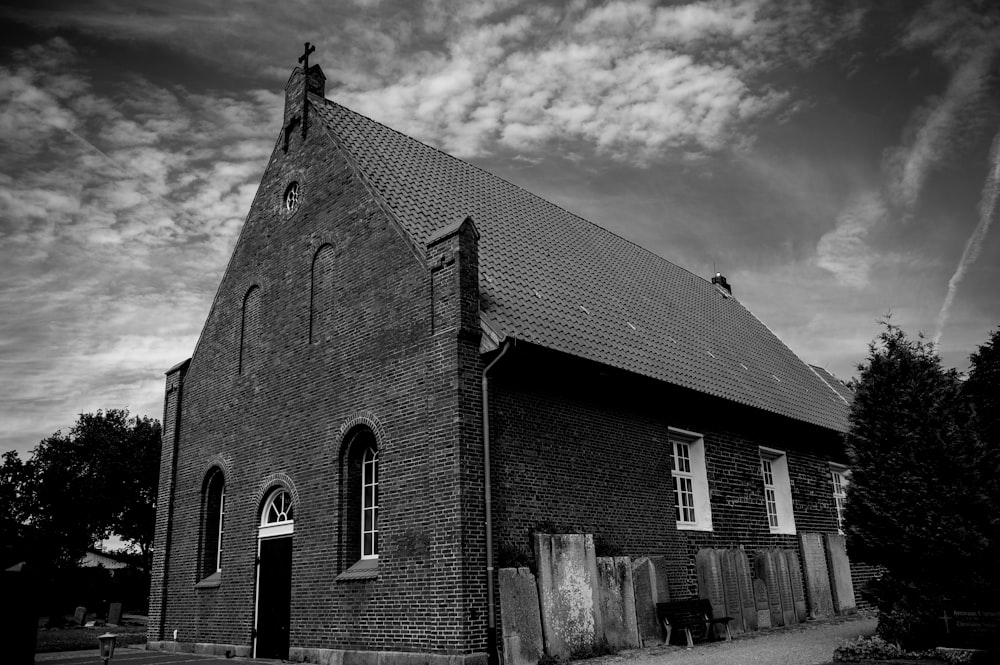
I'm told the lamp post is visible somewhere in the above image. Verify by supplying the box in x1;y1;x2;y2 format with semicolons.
97;633;117;665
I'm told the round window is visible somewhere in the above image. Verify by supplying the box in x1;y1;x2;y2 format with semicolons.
284;182;300;212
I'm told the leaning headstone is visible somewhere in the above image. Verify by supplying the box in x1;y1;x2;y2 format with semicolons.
648;556;671;603
695;549;725;619
107;602;123;627
632;558;661;646
734;549;757;632
73;606;87;626
784;549;809;623
774;550;798;626
798;533;834;618
824;534;856;615
534;533;599;659
499;568;544;665
595;557;639;649
720;550;745;635
753;578;772;629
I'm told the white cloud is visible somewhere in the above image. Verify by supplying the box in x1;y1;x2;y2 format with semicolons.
815;191;887;288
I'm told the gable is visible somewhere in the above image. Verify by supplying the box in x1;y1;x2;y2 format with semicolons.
312;97;849;433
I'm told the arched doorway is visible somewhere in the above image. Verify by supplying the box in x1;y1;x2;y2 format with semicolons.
254;488;294;659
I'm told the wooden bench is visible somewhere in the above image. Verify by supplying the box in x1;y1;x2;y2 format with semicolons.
656;598;734;648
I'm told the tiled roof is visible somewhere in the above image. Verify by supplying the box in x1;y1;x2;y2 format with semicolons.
809;365;855;406
312;98;850;433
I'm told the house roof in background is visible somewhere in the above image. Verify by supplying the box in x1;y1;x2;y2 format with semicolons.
312;95;850;433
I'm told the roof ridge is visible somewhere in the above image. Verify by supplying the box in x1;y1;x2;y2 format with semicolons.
316;96;719;291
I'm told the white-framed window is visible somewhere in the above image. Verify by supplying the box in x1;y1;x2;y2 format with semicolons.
361;447;379;559
260;488;294;538
830;464;849;534
669;427;712;531
759;447;796;534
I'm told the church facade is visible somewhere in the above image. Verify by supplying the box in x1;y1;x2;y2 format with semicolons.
148;57;855;663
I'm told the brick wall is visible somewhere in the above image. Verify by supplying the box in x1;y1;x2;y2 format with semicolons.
150;67;486;656
488;346;849;606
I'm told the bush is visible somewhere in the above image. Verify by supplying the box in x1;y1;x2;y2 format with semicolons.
568;636;618;660
833;634;941;662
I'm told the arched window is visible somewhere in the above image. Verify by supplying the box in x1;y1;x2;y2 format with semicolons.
201;468;225;579
240;285;261;374
361;447;379;559
337;427;379;579
260;488;295;538
309;245;336;344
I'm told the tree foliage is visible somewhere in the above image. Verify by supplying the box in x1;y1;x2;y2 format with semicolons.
0;409;161;573
845;322;1000;646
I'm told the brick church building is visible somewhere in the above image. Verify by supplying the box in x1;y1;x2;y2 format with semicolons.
148;53;856;663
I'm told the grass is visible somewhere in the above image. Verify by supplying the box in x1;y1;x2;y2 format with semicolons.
36;625;147;653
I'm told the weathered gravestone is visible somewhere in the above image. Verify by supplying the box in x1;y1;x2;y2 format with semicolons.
107;602;123;626
632;557;661;646
753;578;771;629
499;568;544;665
799;533;834;618
595;556;639;649
783;549;809;623
73;606;87;626
824;534;856;615
534;533;600;659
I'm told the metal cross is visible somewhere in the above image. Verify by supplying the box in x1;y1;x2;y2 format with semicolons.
939;610;952;635
298;42;316;70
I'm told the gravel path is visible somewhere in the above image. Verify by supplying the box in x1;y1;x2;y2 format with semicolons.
590;616;877;665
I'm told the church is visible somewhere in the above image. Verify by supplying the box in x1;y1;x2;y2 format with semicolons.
148;50;860;663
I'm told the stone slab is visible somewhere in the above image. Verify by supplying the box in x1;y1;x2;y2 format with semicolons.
648;556;670;603
595;557;639;649
824;534;856;615
735;549;757;632
534;533;599;659
73;606;87;626
498;567;544;665
799;533;834;618
753;578;772;629
784;549;809;623
695;549;725;621
774;549;797;626
107;601;123;626
632;558;661;646
755;552;783;627
720;550;744;635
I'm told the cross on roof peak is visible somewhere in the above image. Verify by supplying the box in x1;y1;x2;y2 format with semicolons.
298;42;316;70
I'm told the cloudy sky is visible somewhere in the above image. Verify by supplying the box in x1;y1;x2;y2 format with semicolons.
1;0;998;456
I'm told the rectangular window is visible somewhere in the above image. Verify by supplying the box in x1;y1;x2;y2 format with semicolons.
669;428;712;531
760;447;796;535
831;465;849;534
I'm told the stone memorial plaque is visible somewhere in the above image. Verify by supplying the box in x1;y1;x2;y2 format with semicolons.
73;606;87;626
753;579;772;629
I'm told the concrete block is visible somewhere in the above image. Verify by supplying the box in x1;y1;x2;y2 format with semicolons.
799;533;834;618
824;534;856;615
499;567;544;665
632;558;661;646
534;533;599;659
595;556;639;649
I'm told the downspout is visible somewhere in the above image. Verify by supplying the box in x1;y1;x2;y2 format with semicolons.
483;338;512;665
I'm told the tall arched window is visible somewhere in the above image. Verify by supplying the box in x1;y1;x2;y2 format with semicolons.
201;468;225;579
337;427;379;579
240;285;261;374
309;245;336;344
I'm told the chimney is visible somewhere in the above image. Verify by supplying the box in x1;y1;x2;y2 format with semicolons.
712;272;732;295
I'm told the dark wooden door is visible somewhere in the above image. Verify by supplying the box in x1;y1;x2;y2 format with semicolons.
255;537;292;659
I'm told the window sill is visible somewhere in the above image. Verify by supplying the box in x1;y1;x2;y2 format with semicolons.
676;522;713;532
335;558;378;582
195;571;222;589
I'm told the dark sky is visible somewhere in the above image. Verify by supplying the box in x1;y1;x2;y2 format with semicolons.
1;0;998;454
